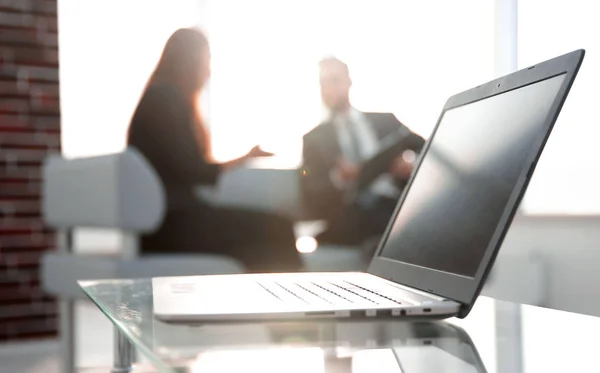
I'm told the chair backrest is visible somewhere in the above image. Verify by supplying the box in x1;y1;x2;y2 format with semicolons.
42;147;166;233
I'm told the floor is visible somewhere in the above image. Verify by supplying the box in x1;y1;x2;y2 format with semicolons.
0;302;115;373
0;230;121;372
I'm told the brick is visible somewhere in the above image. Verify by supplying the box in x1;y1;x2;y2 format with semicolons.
0;97;61;116
0;0;57;16
0;131;60;147
30;97;60;115
0;80;59;98
0;80;20;95
0;267;39;285
0;301;56;320
0;316;57;340
0;194;40;202
0;45;59;66
0;330;56;341
0;80;18;95
0;113;25;127
0;10;35;28
0;217;45;232
0;238;55;252
0;283;50;303
0;276;39;289
0;143;59;151
34;115;60;129
0;149;49;164
0;98;28;114
0;251;44;268
0;11;58;32
0;64;58;82
0;0;33;12
0;113;61;132
0;181;41;201
0;166;42;183
0;186;40;200
0;200;41;214
32;1;57;16
0;246;54;255
0;191;40;200
0;28;58;48
0;28;36;46
33;81;60;97
0;212;41;219
39;31;57;47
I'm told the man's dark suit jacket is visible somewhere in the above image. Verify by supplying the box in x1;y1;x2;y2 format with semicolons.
300;112;424;219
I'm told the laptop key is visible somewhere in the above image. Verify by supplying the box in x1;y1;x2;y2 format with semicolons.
328;281;402;306
257;281;308;306
344;281;406;305
276;280;333;307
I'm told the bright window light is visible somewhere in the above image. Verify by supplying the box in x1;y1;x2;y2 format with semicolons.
518;0;600;214
204;0;494;168
59;0;200;159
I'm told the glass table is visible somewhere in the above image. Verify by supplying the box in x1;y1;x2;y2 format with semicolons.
80;278;600;372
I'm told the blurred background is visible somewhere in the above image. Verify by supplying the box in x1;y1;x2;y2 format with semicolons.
1;0;600;371
58;0;600;213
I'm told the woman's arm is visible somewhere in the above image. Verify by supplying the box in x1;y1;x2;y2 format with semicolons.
219;146;273;171
220;155;249;171
130;86;274;185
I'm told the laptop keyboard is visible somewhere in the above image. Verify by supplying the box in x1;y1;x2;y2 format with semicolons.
257;279;404;307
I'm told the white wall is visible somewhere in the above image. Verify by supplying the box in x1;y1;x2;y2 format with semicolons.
485;215;600;317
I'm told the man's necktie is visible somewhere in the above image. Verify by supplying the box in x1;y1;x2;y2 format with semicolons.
345;117;363;164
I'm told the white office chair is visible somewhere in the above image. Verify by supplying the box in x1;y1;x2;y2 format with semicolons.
41;148;244;373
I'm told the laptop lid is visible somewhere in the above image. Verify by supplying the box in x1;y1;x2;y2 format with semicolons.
368;50;585;318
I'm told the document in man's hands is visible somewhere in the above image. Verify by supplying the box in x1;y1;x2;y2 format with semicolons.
353;128;426;194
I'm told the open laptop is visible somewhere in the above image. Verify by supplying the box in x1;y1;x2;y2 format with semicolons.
153;49;584;322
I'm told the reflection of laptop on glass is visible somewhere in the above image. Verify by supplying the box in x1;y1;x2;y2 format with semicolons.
153;50;584;322
390;322;488;373
350;322;487;373
178;322;487;373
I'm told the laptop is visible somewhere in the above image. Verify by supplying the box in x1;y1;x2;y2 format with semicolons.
153;49;584;322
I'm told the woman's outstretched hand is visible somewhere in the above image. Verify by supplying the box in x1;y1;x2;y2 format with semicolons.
221;145;274;171
247;145;275;158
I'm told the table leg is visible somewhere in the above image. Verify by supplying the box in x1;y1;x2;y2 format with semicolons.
494;300;523;373
112;328;134;373
59;299;76;373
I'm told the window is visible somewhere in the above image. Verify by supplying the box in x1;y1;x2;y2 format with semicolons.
204;0;494;167
518;0;600;214
60;0;496;168
59;0;200;158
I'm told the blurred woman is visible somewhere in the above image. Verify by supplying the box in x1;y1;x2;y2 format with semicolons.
127;28;302;272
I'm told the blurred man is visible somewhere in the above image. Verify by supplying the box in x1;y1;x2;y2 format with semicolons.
301;57;425;245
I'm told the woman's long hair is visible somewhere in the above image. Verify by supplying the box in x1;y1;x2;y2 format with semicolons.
135;28;212;158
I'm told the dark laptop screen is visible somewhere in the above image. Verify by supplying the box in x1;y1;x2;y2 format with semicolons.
379;74;565;278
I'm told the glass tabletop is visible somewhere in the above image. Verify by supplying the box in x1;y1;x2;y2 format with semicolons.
80;278;600;373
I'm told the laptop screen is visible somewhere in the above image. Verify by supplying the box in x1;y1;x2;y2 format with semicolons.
379;74;566;278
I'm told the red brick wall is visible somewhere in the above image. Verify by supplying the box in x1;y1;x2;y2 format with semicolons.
0;0;60;341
